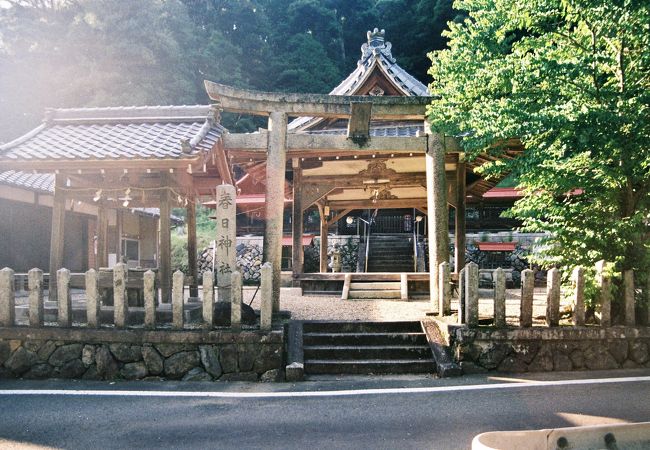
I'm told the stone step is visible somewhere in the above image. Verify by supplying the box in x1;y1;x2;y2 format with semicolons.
349;282;401;290
304;345;432;360
348;290;401;299
303;332;428;346
302;321;422;333
367;266;414;273
304;359;436;375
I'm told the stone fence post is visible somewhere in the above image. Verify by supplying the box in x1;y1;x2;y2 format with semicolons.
573;266;585;326
86;269;100;328
546;268;560;327
457;267;465;324
465;262;479;327
596;260;611;327
28;268;44;328
231;271;242;330
202;271;214;329
493;267;506;328
57;268;71;327
623;270;635;326
520;269;534;328
113;263;127;329
438;262;451;316
260;262;273;331
172;270;184;330
0;268;15;327
144;270;156;329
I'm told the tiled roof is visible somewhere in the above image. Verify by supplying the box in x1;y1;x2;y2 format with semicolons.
0;170;54;193
289;29;429;131
0;105;224;162
305;123;423;137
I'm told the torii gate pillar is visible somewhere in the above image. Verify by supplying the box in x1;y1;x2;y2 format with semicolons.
263;111;288;312
425;131;450;313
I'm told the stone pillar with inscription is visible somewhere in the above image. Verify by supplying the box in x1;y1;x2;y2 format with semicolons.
215;184;237;303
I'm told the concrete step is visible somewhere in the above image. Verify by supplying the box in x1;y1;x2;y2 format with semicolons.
302;321;422;333
349;282;401;290
348;290;401;299
303;332;428;346
304;359;436;374
304;345;432;360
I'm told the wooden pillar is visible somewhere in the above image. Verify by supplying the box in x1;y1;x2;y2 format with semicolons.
96;204;108;268
455;160;466;273
425;131;449;312
116;209;123;262
263;111;288;312
186;200;199;298
291;158;304;286
159;183;172;304
48;174;66;302
318;203;328;273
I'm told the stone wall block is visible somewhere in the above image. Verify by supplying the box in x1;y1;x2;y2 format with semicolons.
219;344;238;373
172;270;185;330
238;344;257;372
584;345;618;370
56;359;86;378
164;351;199;379
142;345;164;375
630;341;648;364
113;263;128;329
183;367;212;381
143;270;156;329
0;268;15;327
121;362;148;380
95;345;119;379
37;341;57;361
48;343;82;367
85;269;100;328
28;268;44;327
254;346;283;374
109;343;142;363
82;345;96;366
5;347;38;375
199;345;222;378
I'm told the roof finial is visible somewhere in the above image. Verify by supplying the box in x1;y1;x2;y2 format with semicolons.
367;28;385;48
360;28;395;64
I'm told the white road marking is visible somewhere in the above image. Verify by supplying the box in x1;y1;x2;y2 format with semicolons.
0;376;648;399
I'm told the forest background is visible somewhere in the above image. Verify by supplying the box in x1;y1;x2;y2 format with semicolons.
0;0;458;142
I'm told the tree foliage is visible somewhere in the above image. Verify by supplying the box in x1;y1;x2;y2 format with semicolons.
0;0;457;140
428;0;650;274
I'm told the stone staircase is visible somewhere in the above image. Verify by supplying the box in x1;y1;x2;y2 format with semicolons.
347;281;402;300
302;321;435;375
366;233;414;272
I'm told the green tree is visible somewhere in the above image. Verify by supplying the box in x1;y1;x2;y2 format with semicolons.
428;0;650;275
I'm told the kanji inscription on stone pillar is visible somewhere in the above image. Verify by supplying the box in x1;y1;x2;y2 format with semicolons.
215;184;236;303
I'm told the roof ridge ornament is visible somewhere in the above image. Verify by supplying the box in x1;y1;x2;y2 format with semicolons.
360;28;396;65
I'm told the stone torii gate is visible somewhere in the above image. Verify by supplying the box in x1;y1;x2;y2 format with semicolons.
205;80;460;313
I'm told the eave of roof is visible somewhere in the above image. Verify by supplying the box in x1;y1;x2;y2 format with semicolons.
0;105;225;168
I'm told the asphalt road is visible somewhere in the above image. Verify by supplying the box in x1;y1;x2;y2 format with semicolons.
0;370;649;450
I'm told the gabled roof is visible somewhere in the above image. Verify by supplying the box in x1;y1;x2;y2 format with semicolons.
289;29;428;132
0;105;224;163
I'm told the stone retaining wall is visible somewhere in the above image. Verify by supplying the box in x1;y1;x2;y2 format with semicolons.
0;327;284;382
447;324;650;374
